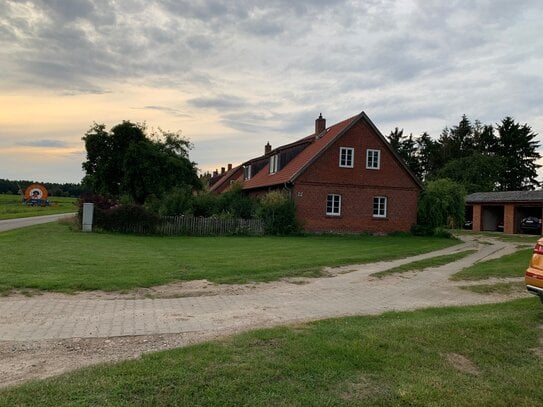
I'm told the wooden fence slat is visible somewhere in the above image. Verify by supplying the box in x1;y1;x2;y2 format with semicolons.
151;215;264;236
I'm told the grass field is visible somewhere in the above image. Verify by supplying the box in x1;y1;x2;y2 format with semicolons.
0;299;541;406
0;194;77;220
450;248;532;281
0;221;459;293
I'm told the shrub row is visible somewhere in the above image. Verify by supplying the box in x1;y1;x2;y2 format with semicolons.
78;189;299;236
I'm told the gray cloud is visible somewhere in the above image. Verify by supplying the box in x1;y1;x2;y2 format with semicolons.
134;106;192;118
16;139;70;148
188;95;247;110
2;0;543;181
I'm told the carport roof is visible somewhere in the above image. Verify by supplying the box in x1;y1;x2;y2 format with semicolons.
466;190;543;203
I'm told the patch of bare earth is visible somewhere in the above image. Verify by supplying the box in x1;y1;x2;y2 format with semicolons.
2;278;311;301
446;352;480;375
0;329;253;389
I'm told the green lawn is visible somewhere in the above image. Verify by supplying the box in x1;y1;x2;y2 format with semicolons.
0;222;459;293
451;248;532;281
1;299;541;406
0;194;77;220
371;250;476;278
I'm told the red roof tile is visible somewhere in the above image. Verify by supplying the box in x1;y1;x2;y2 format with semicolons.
242;114;359;190
209;165;243;192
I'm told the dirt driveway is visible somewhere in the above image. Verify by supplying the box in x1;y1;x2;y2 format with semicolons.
0;235;532;388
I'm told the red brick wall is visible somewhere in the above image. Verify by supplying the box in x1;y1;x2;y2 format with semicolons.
472;204;482;232
293;119;420;233
504;204;515;234
293;183;418;233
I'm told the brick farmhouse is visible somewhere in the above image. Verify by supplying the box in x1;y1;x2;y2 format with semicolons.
209;111;422;233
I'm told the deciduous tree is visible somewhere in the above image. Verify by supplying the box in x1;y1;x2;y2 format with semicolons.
82;121;201;204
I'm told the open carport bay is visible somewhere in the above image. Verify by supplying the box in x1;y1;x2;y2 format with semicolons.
481;205;503;232
515;206;542;234
465;191;543;234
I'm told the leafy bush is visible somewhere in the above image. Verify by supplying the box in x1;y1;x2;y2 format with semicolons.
258;191;300;235
218;185;257;219
77;193;118;228
98;204;161;234
433;227;453;239
156;186;193;216
191;193;221;217
78;195;160;234
410;224;434;236
411;224;454;238
418;178;466;228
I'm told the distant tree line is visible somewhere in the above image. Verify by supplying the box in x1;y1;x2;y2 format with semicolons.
388;115;541;193
0;178;82;197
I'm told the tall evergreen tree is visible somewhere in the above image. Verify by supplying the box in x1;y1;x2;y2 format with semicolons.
416;132;443;181
387;128;422;179
495;117;541;190
438;115;475;161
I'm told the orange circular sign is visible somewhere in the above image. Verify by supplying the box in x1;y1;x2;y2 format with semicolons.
24;184;49;201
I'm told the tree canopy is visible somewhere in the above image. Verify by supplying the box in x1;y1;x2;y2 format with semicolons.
387;115;540;192
82;121;201;204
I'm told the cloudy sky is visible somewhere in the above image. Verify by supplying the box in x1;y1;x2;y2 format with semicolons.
1;0;542;183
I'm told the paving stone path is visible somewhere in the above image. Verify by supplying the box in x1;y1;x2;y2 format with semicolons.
0;235;529;342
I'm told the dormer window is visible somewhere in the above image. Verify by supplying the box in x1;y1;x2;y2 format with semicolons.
244;165;252;180
269;154;279;174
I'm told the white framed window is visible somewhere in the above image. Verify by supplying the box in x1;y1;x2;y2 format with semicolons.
269;154;279;174
339;147;354;168
244;165;252;180
366;149;381;169
326;194;341;216
373;196;387;218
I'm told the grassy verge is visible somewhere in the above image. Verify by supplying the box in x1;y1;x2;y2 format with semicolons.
459;282;526;295
454;229;539;244
371;250;476;278
0;194;77;220
1;299;541;406
0;222;459;293
450;248;532;281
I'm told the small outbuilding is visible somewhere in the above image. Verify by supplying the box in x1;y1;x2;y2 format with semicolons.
465;191;543;234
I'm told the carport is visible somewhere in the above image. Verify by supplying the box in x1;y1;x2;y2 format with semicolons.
465;191;543;234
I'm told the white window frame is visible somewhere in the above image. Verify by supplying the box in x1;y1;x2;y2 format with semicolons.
366;149;381;170
244;165;252;180
326;194;341;216
269;154;279;174
339;147;354;168
373;196;387;218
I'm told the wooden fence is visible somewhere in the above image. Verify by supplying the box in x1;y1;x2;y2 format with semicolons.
158;216;265;236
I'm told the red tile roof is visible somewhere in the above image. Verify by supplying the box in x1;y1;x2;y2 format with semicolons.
211;111;422;192
242;114;359;190
209;165;243;192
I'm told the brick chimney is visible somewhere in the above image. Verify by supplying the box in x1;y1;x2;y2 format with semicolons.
227;163;232;171
221;167;225;174
315;113;326;135
265;142;272;155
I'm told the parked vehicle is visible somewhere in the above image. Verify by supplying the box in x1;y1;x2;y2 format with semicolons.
520;217;541;234
526;238;543;303
463;220;473;230
497;221;504;232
